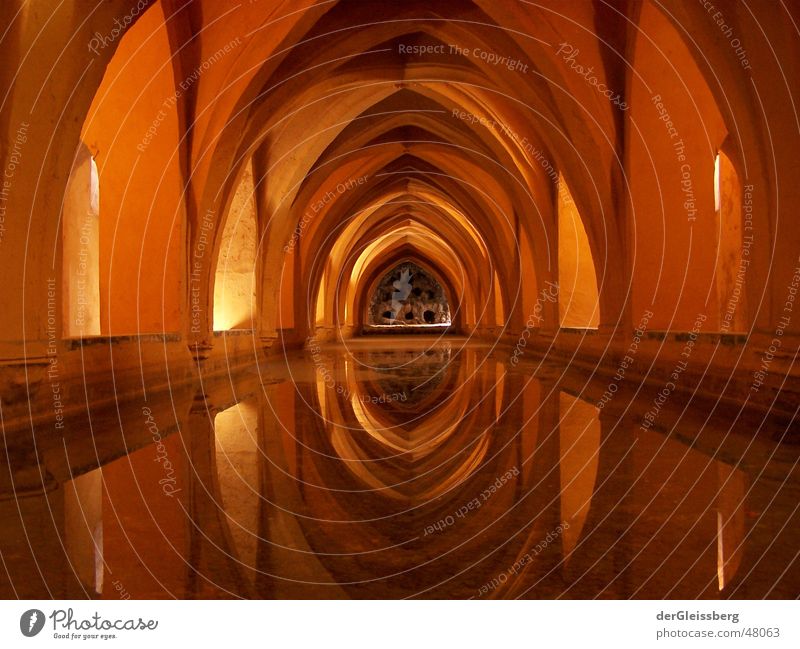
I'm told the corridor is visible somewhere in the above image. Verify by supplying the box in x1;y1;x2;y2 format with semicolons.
1;0;799;603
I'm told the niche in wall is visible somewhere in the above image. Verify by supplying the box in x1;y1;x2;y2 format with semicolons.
557;174;600;329
714;148;746;333
62;143;101;337
368;262;451;326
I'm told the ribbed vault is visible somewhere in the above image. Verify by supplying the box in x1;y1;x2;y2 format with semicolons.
3;0;795;352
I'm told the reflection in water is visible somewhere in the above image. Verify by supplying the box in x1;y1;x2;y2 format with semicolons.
6;340;799;599
559;393;600;566
215;402;260;586
64;469;103;596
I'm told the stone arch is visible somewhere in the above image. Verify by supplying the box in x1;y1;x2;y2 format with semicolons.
0;1;153;347
81;0;187;335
